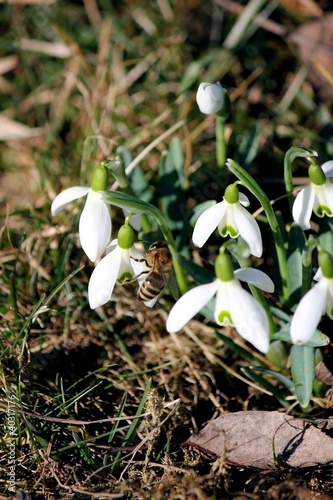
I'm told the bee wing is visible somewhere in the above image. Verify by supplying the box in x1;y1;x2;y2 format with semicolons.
167;269;179;301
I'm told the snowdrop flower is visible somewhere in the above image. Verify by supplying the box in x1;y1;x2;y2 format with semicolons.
88;221;143;309
192;183;263;257
292;160;333;230
51;164;111;262
167;252;274;353
290;251;333;345
196;82;226;115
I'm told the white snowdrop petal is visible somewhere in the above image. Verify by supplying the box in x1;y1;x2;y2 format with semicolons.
322;180;333;213
214;281;231;325
166;281;219;333
196;82;225;114
118;250;133;278
313;268;322;281
106;239;118;255
292;185;314;230
79;191;111;261
88;250;121;309
325;279;333;319
235;268;274;293
238;192;250;207
192;201;226;247
321;161;333;178
228;281;270;352
234;204;263;257
51;186;90;216
290;281;327;344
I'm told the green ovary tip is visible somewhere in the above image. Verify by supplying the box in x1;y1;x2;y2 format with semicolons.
118;224;135;250
215;252;234;281
319;251;333;279
91;164;108;191
308;164;326;186
224;183;239;204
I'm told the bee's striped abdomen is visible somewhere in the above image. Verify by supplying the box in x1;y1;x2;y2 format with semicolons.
138;272;166;302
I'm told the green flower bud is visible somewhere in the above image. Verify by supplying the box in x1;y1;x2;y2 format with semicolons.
117;223;135;250
308;163;326;186
215;252;234;281
224;183;239;204
91;164;108;192
319;251;333;279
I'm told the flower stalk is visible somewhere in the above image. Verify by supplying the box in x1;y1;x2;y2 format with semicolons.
227;158;289;304
103;158;152;233
216;115;226;169
284;146;318;196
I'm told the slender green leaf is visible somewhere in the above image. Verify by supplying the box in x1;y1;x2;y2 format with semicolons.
251;366;295;391
271;324;329;347
287;224;306;307
169;136;189;190
158;149;184;232
290;345;315;408
72;431;95;465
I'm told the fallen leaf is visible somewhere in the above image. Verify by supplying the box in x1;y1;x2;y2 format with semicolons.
280;0;323;18
183;411;333;469
315;361;333;387
0;115;42;140
0;55;19;75
293;14;333;96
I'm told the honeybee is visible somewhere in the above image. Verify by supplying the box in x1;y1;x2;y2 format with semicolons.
129;241;175;304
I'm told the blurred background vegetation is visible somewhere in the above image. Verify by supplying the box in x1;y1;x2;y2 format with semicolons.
1;0;333;498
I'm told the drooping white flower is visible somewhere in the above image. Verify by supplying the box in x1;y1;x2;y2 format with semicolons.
192;183;263;257
88;222;143;309
196;82;226;115
51;165;111;262
292;160;333;230
166;253;274;353
290;251;333;345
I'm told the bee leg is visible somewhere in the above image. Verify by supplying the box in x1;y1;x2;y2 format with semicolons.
130;256;149;265
121;270;149;285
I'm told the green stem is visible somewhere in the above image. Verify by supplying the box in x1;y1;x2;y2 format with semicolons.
216;115;226;168
102;158;152;233
123;185;152;234
101;190;189;295
227;159;289;304
284;146;318;212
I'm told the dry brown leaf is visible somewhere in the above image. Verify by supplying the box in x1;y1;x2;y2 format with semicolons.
293;14;333;95
19;38;72;58
183;411;333;469
0;55;19;75
315;361;333;388
0;115;42;140
280;0;323;18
